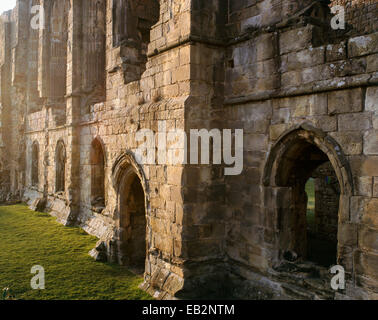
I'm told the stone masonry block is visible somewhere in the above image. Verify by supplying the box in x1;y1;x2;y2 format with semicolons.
374;177;378;198
326;42;347;62
280;26;313;55
348;33;378;58
364;130;378;155
367;53;378;73
328;88;363;115
359;227;378;253
338;113;371;131
330;132;362;155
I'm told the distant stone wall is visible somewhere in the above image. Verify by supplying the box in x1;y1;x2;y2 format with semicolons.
330;0;378;35
226;0;378;38
313;162;340;242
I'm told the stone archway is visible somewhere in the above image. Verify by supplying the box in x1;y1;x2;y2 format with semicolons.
112;152;149;274
263;124;354;286
91;138;106;209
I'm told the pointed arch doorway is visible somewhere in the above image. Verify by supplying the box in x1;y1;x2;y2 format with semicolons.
112;153;149;274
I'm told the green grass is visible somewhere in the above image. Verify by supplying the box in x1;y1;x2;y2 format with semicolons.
0;205;152;300
305;179;315;230
305;178;315;211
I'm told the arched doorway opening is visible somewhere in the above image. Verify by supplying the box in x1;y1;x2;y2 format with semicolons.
275;140;339;266
120;171;146;272
113;153;149;274
263;125;353;272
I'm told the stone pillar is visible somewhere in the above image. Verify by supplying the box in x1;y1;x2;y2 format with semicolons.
0;12;12;200
65;0;82;224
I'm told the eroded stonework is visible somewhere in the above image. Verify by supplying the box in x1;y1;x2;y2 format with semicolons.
0;0;377;300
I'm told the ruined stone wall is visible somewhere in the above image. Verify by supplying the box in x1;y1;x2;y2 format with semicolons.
0;12;10;201
0;2;29;201
331;0;378;35
75;0;192;298
215;0;378;298
227;0;315;33
0;0;377;300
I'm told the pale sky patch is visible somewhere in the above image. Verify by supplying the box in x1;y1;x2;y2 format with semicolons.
0;0;17;15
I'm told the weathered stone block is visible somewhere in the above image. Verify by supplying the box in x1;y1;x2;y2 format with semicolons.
328;88;363;115
338;113;371;131
269;124;289;141
256;33;275;62
365;86;378;113
272;108;290;124
232;42;256;67
326;42;346;62
244;134;268;152
167;166;183;185
301;65;323;84
359;227;378;253
281;71;301;87
338;245;353;273
348;34;378;58
280;26;313;54
311;116;337;132
286;47;324;71
364;130;378;155
374;177;378;198
362;157;378;177
363;198;378;228
308;94;328;116
356;176;373;197
354;251;378;280
338;223;358;247
338;195;350;223
330;132;363;155
350;196;368;224
367;53;378;73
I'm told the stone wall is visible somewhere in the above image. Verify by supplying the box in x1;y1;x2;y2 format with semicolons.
313;162;340;242
220;14;377;298
331;0;378;35
0;0;377;300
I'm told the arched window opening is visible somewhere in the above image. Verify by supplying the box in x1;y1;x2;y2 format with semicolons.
112;0;160;83
31;142;39;187
119;170;147;274
49;0;69;98
82;0;106;106
55;141;66;193
27;0;43;114
91;139;105;209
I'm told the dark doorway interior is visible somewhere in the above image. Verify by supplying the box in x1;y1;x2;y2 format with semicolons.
120;173;147;274
305;162;339;267
277;140;339;268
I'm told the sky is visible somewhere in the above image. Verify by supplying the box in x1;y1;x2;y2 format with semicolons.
0;0;16;15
